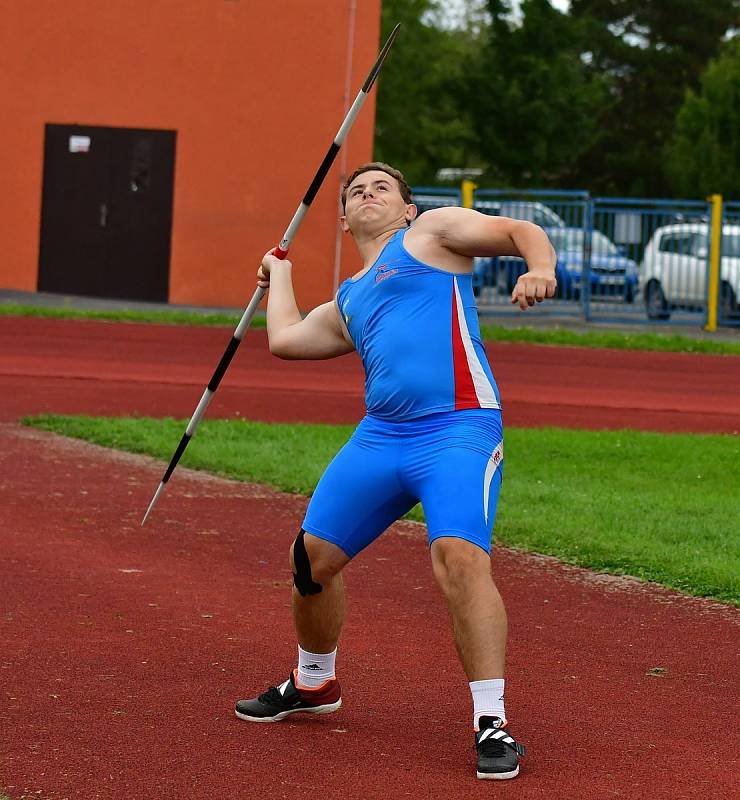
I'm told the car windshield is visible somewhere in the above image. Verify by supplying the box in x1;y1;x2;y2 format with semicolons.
548;229;619;255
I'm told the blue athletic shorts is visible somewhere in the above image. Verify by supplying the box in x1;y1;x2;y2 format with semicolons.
302;409;504;558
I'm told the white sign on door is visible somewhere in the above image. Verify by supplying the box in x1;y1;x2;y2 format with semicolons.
69;135;91;153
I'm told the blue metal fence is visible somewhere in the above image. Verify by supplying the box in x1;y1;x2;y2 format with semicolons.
590;197;711;324
410;185;738;328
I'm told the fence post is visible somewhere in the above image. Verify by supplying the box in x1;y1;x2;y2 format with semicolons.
582;198;595;320
461;179;477;209
705;194;723;332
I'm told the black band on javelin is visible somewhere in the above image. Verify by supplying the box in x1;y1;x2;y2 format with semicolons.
162;432;192;483
208;337;241;392
303;142;341;206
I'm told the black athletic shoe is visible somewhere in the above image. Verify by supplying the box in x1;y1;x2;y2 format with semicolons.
475;716;526;780
235;669;342;722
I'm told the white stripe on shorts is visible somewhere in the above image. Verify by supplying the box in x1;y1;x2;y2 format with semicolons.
483;441;504;525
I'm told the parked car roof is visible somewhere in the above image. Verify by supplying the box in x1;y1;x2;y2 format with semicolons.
647;222;740;237
410;194;567;229
474;200;566;228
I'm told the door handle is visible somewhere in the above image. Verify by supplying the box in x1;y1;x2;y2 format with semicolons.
99;202;108;228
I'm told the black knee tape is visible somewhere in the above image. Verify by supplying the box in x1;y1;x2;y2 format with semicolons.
293;529;323;597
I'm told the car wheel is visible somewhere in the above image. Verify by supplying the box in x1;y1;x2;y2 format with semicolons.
646;280;670;320
720;282;737;318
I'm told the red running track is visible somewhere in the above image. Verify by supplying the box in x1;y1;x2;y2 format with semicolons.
0;316;738;799
1;425;737;799
0;317;739;432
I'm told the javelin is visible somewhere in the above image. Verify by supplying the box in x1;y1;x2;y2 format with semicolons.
141;23;401;526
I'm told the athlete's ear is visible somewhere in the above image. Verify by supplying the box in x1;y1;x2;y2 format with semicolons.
405;203;418;225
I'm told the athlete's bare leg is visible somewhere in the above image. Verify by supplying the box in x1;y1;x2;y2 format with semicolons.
430;537;507;679
289;533;350;653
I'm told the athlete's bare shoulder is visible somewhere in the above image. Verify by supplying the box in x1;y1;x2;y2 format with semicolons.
404;207;475;273
409;205;476;236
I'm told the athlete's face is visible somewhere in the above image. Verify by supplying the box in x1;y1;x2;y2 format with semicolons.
341;170;416;234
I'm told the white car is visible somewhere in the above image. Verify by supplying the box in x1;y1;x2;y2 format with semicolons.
640;223;740;319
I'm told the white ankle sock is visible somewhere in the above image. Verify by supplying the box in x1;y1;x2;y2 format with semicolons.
470;678;506;729
296;645;337;688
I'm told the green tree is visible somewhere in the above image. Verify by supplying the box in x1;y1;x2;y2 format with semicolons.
470;0;608;187
666;39;740;199
374;0;481;184
569;0;740;196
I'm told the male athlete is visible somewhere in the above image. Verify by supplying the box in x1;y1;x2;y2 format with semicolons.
235;163;556;780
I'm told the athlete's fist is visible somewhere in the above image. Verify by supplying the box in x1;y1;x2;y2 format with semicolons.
510;269;557;310
257;250;292;289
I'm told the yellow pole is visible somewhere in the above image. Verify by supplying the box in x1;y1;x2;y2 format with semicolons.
461;179;478;209
704;193;723;332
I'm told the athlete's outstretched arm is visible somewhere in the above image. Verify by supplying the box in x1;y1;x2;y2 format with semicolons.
416;207;557;310
257;252;355;360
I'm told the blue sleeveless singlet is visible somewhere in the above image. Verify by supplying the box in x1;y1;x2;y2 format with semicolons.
335;228;501;421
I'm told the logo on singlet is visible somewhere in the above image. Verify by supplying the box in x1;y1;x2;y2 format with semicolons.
374;262;400;284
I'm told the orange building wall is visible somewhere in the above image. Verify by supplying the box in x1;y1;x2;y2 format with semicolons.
0;1;381;311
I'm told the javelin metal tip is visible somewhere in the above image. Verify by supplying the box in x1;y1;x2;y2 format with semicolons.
141;481;166;526
362;22;401;93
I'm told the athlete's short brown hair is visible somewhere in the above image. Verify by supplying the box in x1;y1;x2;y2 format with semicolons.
341;162;412;211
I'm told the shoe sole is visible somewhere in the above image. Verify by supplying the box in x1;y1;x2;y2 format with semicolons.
476;765;519;780
235;698;342;723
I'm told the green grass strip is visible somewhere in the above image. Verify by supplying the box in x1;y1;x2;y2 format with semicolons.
1;303;738;354
24;414;740;605
0;303;263;329
478;323;740;355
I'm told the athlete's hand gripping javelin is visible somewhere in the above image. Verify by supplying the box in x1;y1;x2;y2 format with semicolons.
256;249;287;289
257;248;354;361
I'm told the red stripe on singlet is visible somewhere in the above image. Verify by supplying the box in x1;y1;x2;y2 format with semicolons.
451;282;479;409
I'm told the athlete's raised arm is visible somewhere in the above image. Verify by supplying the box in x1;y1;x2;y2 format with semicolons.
257;251;355;360
414;206;557;310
